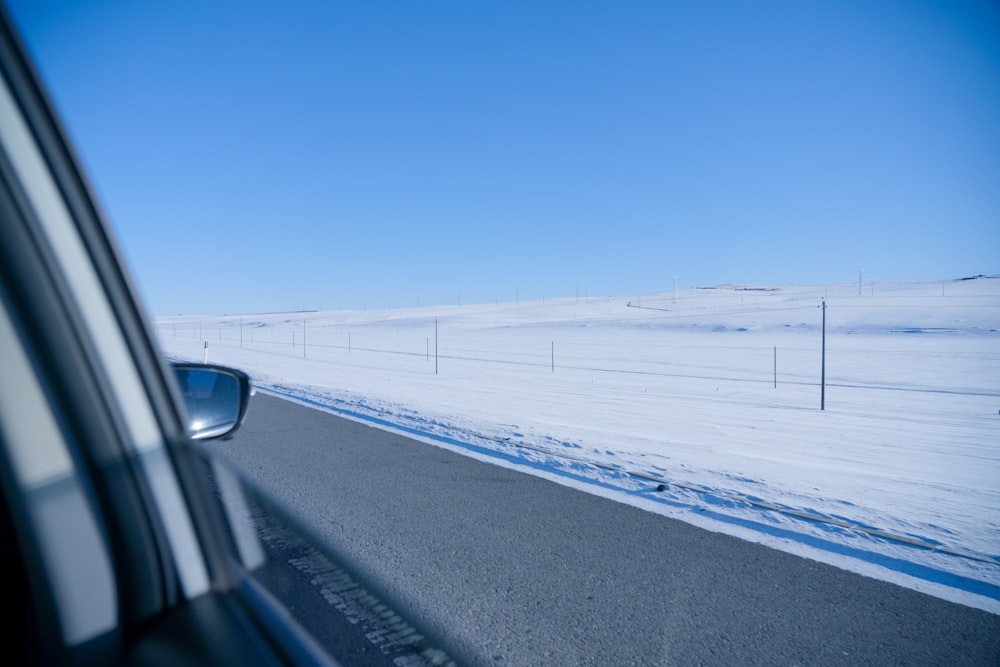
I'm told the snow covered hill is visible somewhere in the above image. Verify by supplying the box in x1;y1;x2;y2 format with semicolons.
157;277;1000;613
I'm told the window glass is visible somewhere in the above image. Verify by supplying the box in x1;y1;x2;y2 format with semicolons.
0;73;209;598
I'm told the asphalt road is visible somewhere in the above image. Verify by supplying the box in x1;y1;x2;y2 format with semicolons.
216;393;1000;666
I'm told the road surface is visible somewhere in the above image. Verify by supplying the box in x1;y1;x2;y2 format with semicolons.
214;393;1000;665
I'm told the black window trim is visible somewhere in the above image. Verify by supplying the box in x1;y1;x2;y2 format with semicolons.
0;6;342;665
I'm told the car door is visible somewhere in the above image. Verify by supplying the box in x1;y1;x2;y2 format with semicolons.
0;6;463;666
0;4;301;663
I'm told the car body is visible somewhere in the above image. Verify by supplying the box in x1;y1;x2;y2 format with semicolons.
0;6;462;665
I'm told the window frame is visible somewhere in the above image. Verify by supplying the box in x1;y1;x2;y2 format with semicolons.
0;8;341;665
0;2;211;651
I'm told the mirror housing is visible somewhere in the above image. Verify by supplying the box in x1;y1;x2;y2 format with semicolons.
171;363;252;440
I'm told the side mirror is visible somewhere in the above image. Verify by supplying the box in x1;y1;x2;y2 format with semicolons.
171;363;253;440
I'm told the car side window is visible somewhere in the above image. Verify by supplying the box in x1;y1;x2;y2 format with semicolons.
0;66;211;600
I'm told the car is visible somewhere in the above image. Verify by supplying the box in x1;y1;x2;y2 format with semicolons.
0;6;464;665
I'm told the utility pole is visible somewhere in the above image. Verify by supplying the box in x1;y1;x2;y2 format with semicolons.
434;319;439;374
820;299;826;410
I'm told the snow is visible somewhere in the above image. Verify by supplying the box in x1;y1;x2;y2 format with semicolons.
156;277;1000;614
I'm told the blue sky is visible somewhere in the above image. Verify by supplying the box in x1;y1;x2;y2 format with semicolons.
8;1;1000;315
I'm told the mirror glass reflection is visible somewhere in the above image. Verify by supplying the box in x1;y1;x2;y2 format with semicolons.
174;367;241;439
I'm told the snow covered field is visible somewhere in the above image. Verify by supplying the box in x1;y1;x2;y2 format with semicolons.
157;277;1000;613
